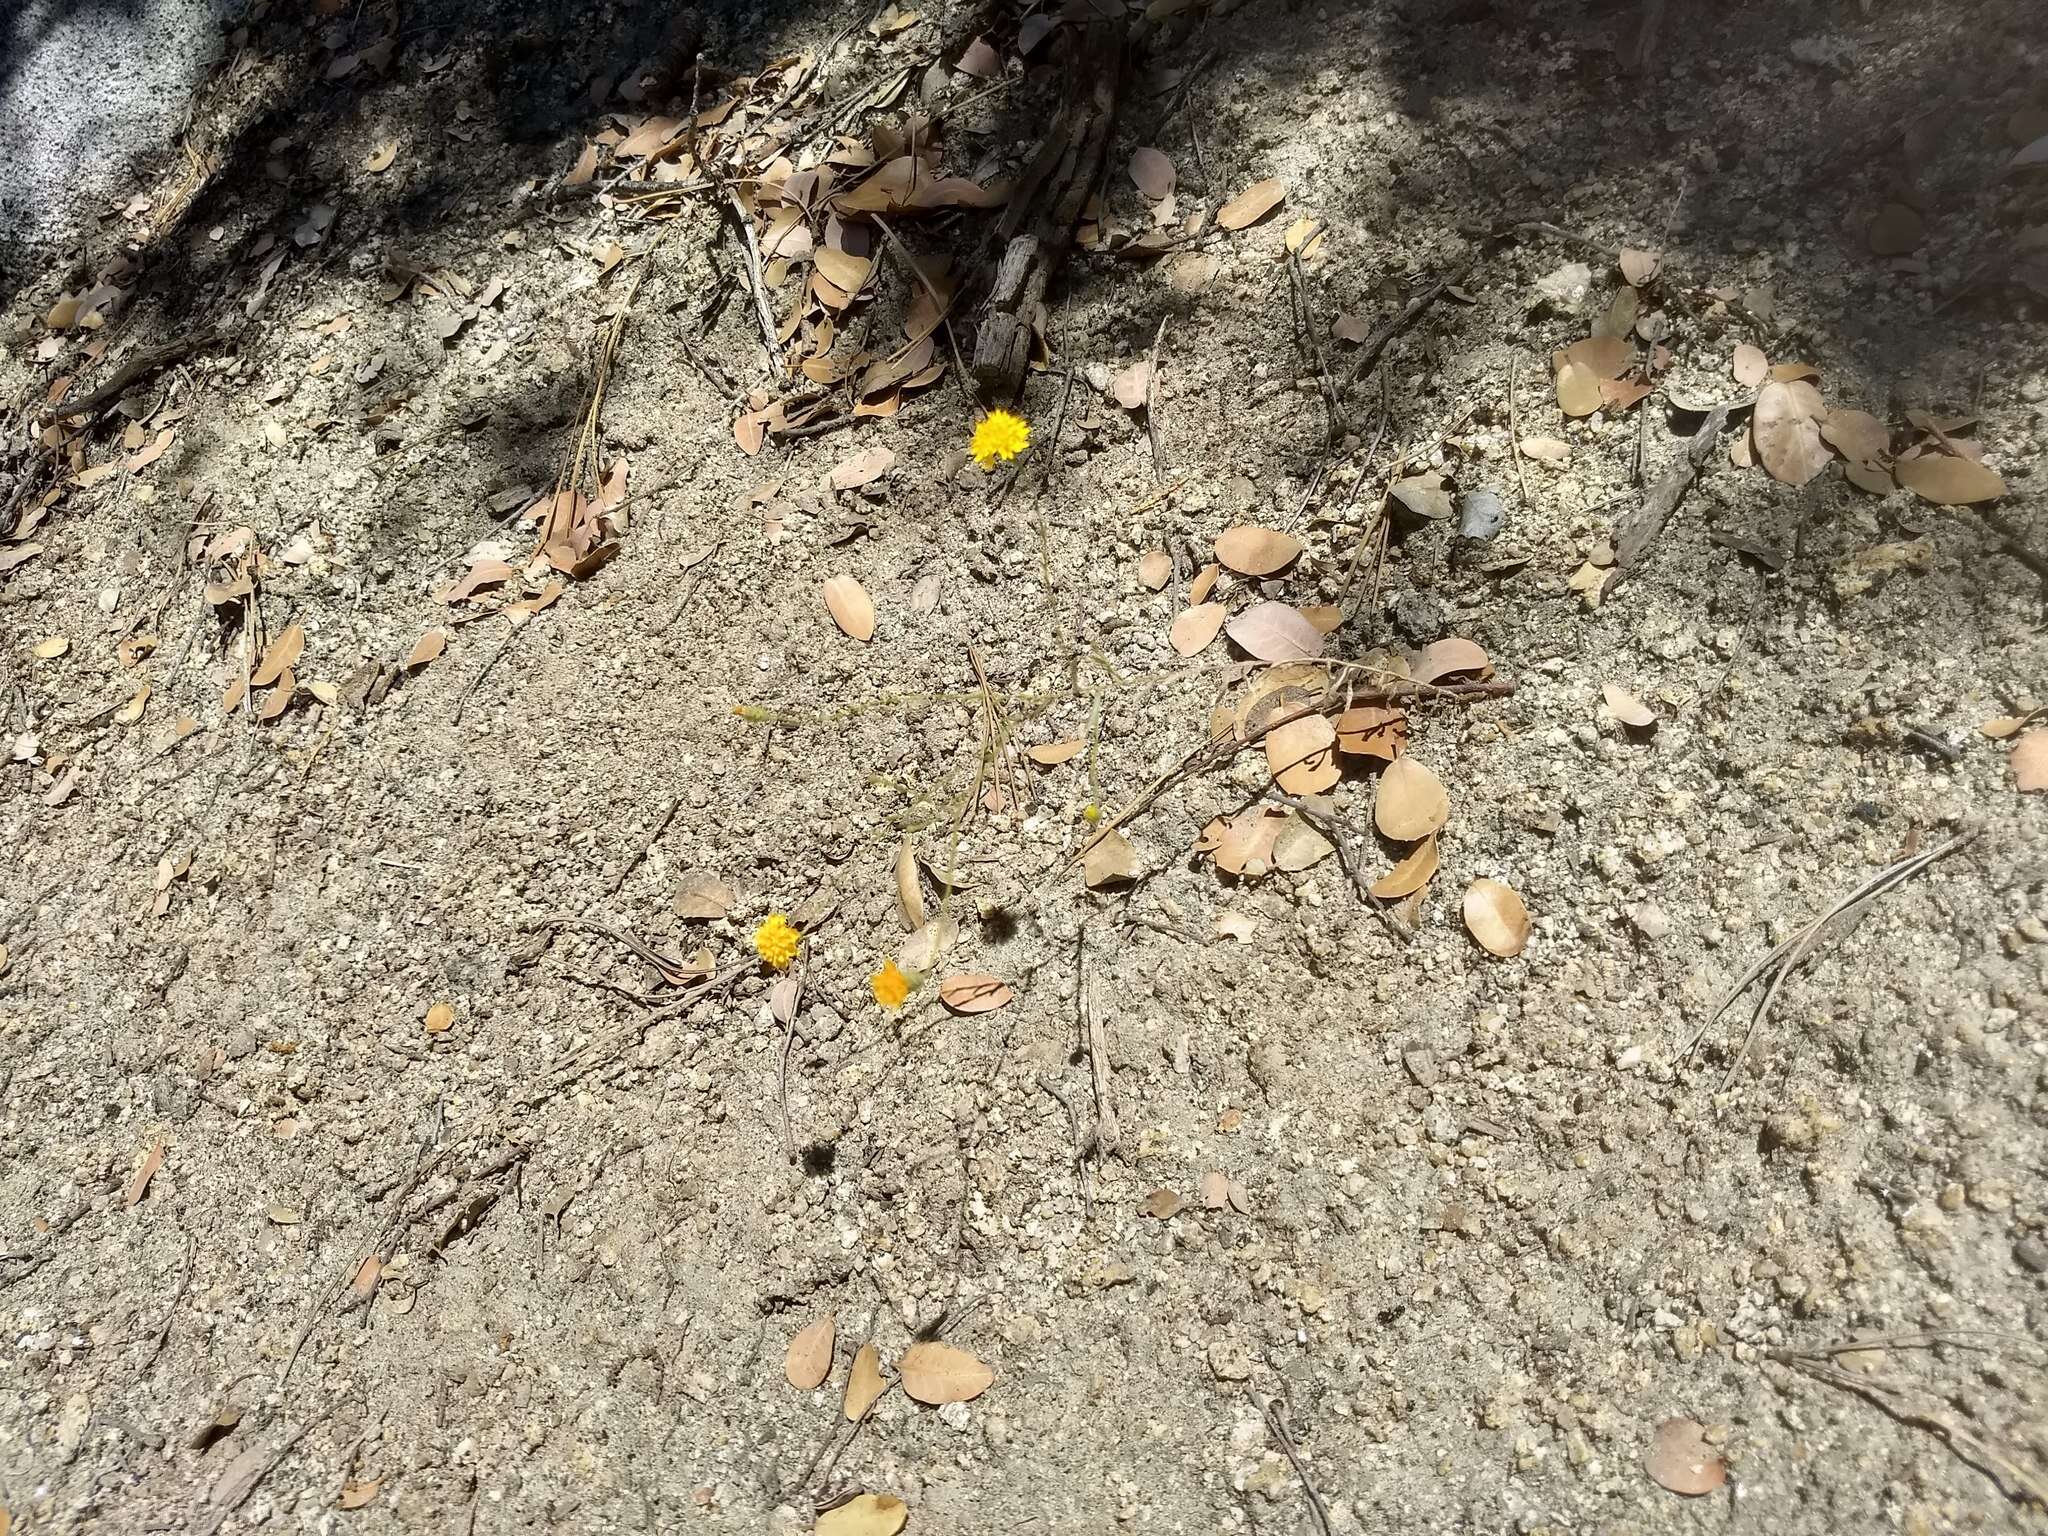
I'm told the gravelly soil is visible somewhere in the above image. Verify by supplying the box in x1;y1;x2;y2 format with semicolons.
3;0;2047;1532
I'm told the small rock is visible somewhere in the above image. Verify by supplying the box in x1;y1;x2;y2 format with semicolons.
1456;489;1504;541
1207;1337;1253;1381
1535;261;1593;308
1247;1039;1286;1091
938;1400;972;1431
2015;1237;2048;1274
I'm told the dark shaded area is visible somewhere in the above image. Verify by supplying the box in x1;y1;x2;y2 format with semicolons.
12;0;2044;599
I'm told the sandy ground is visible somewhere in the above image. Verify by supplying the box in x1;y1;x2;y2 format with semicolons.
3;0;2047;1532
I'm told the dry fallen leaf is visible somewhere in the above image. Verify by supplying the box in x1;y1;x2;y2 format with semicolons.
1028;739;1085;766
786;1314;836;1390
1462;878;1530;957
1226;602;1324;663
1618;247;1661;286
1169;603;1227;657
843;1342;887;1420
31;635;68;659
1129;147;1176;200
1217;177;1285;231
1646;1418;1726;1497
1894;454;2006;505
1112;361;1152;411
1271;816;1334;872
1412;637;1490;683
1187;563;1219;605
1211;808;1287;879
1374;756;1448;840
252;623;304;687
115;686;150;726
1214;525;1303;576
1143;1188;1183;1218
1370;834;1438;898
938;974;1013;1014
337;1479;382;1510
405;630;446;670
1752;380;1830;486
898;1340;993;1404
674;872;736;920
816;1493;909;1536
1518;435;1570;466
123;1137;165;1207
1265;714;1340;794
828;446;895;491
1601;683;1657;729
1818;408;1887;466
1137;547;1171;590
1082;828;1139;888
1979;715;2029;739
1730;343;1769;389
823;575;877;642
363;141;398;173
424;1001;455;1034
1335;704;1408;761
2014;729;2048;792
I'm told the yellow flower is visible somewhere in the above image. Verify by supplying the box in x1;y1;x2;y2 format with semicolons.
871;960;911;1011
752;913;800;970
970;409;1031;469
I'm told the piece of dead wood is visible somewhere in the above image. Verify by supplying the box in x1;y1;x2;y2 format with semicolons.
43;327;227;421
1601;404;1728;598
970;12;1122;398
1342;272;1459;392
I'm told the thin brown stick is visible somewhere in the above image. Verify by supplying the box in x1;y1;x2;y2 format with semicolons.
42;327;226;421
726;190;786;375
1144;316;1170;479
870;215;975;410
1506;352;1531;513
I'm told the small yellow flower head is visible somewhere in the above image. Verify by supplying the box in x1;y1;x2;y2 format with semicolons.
752;913;800;971
871;960;911;1011
970;409;1031;470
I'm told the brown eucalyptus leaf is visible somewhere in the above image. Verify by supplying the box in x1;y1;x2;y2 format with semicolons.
1730;343;1769;388
785;1314;836;1390
1818;408;1887;465
1752;380;1830;486
1214;525;1302;576
1462;878;1530;957
1216;177;1285;230
1129;147;1176;200
1370;835;1438;898
1082;828;1139;888
1187;563;1219;605
1138;547;1171;590
817;1493;908;1536
828;446;894;491
1894;454;2006;505
1169;603;1227;657
938;974;1013;1014
1412;637;1490;683
252;624;304;688
1213;808;1286;878
1335;705;1408;760
843;1343;887;1420
2013;729;2048;792
1374;756;1448;840
405;630;446;669
1264;714;1339;794
673;872;735;920
1270;817;1334;871
1618;247;1661;285
1028;739;1085;765
895;840;926;930
1518;436;1570;466
1226;602;1324;662
823;575;877;641
898;1341;993;1404
1646;1418;1726;1497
